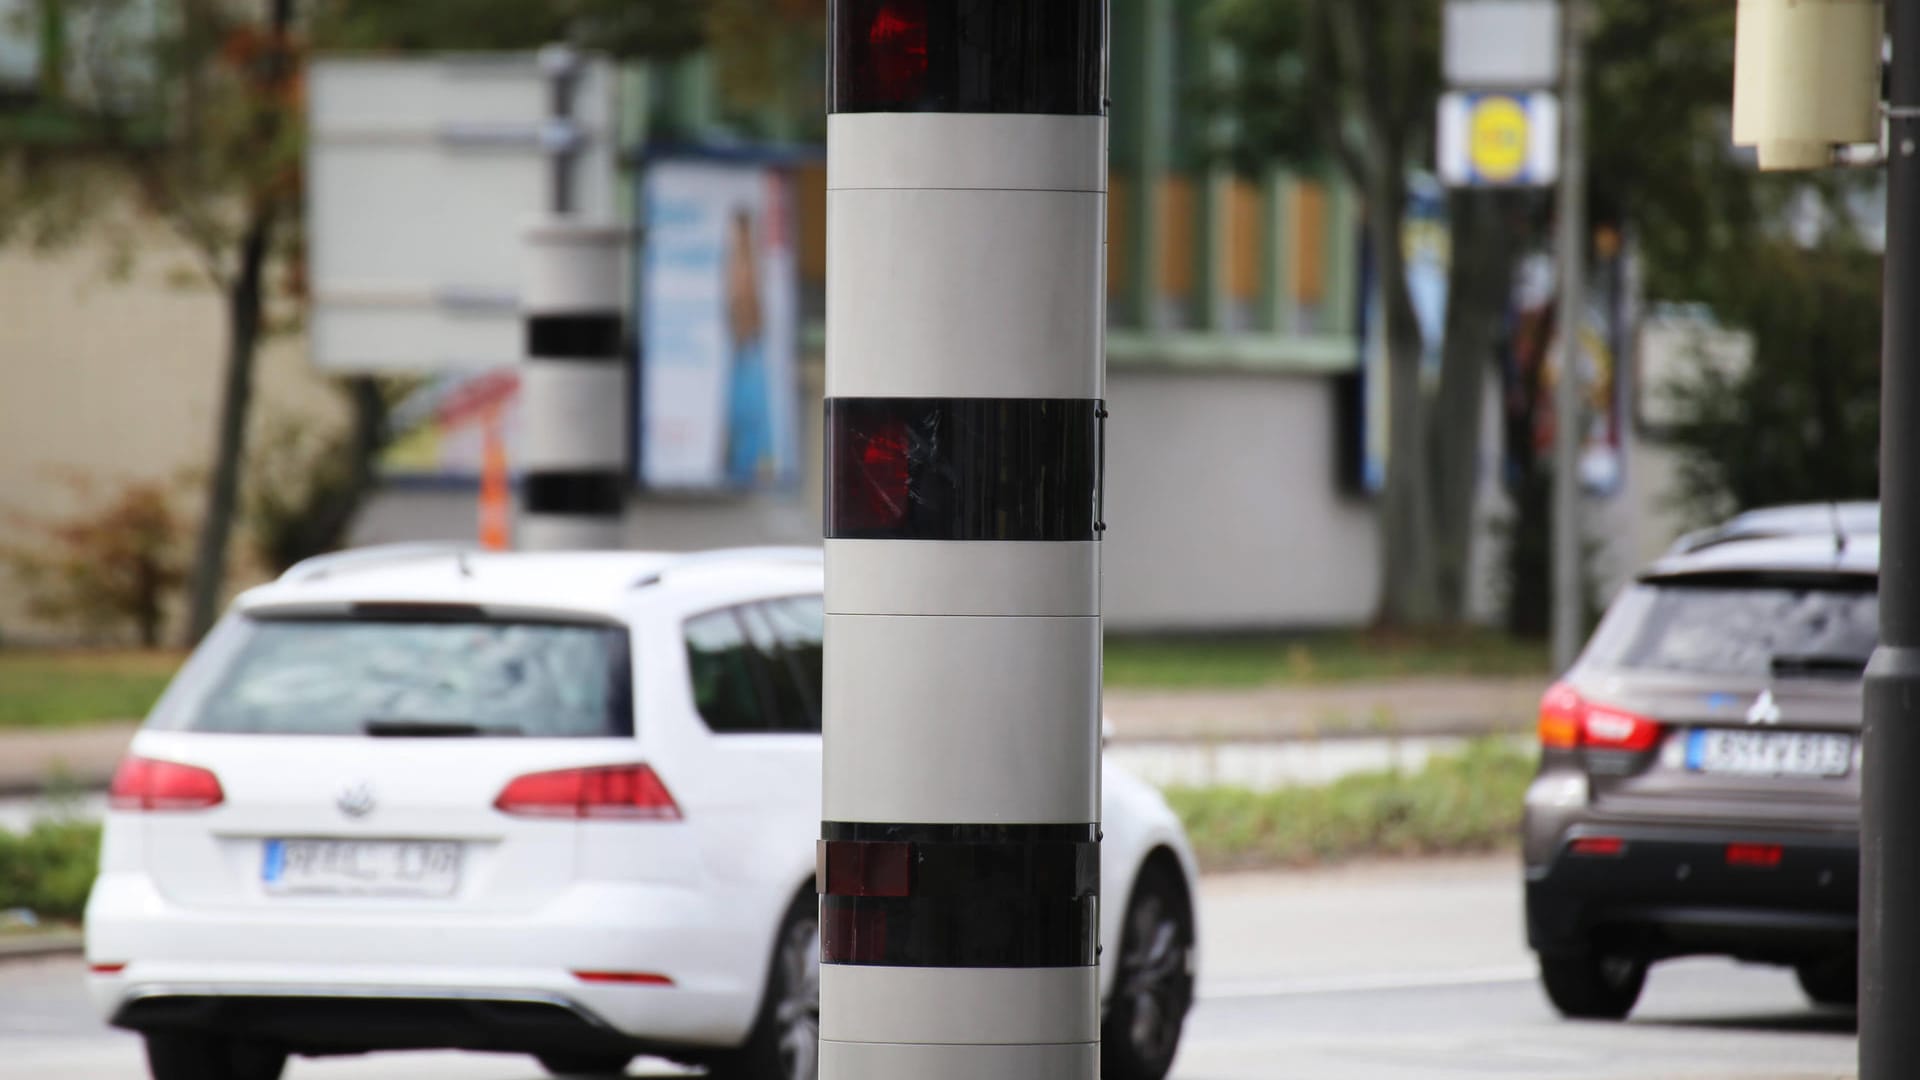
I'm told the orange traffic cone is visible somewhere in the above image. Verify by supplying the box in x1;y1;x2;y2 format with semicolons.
478;405;511;551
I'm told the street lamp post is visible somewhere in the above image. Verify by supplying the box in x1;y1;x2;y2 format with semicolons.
1862;2;1920;1074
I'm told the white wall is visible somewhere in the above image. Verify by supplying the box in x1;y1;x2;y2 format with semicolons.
1101;369;1381;629
354;365;1386;632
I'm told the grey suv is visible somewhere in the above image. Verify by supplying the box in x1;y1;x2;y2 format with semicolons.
1524;514;1876;1019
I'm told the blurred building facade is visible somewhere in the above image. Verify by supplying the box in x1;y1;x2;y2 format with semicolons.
354;0;1384;631
0;0;1698;642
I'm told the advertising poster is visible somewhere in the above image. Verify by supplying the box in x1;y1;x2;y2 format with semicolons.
638;160;800;491
379;369;522;484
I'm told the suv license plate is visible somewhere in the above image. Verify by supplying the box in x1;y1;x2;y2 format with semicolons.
262;839;463;898
1685;730;1853;779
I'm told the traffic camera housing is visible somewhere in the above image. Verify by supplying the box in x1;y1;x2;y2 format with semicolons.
1733;0;1884;170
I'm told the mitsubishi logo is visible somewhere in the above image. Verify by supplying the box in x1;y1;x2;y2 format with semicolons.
1746;689;1783;727
336;782;377;819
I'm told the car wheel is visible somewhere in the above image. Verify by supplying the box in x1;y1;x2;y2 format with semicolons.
709;894;819;1080
1102;860;1194;1080
1796;954;1858;1007
536;1052;633;1077
1537;950;1648;1020
144;1032;287;1080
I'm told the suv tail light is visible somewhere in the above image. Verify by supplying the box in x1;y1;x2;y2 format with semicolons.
494;764;681;821
1538;681;1665;752
108;756;225;812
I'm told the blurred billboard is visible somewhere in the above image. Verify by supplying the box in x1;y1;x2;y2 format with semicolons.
637;159;800;492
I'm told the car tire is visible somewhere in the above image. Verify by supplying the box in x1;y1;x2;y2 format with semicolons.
708;894;819;1080
1102;859;1195;1080
144;1032;287;1080
535;1052;633;1077
1537;950;1648;1020
1796;954;1858;1007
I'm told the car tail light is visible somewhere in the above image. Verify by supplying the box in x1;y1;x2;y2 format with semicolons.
1568;836;1626;857
88;962;127;975
573;970;674;986
494;764;681;821
1537;682;1665;752
107;756;224;812
1727;843;1784;868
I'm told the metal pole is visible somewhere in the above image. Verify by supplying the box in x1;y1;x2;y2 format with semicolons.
539;43;583;215
1550;0;1587;671
1862;2;1920;1074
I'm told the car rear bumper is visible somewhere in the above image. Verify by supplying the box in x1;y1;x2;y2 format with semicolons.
84;871;763;1053
1525;824;1857;962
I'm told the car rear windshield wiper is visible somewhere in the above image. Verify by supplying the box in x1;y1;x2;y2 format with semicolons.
362;718;521;737
1769;654;1868;678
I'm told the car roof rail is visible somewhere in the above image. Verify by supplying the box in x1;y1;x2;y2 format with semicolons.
629;546;824;589
280;543;478;584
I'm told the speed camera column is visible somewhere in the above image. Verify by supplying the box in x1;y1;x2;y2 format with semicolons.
818;3;1109;1079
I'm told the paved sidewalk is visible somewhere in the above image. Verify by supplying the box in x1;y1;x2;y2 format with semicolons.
0;723;138;798
1104;675;1546;743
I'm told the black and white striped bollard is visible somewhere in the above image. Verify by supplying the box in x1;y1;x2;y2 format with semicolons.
520;220;628;551
818;3;1108;1078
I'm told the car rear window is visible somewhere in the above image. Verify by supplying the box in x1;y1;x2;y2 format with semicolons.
149;613;632;737
1584;576;1878;679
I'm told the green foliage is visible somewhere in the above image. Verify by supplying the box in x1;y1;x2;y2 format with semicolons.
2;475;192;647
1206;0;1440;179
244;377;409;576
1165;738;1535;870
0;819;102;922
0;650;180;729
311;0;706;58
1103;630;1547;690
1663;242;1882;516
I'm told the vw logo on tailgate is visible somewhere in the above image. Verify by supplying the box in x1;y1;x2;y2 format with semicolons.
336;782;377;819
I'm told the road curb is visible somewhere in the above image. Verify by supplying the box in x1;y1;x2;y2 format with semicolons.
0;930;83;963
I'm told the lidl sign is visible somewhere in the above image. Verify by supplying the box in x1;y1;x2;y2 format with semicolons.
1438;90;1560;188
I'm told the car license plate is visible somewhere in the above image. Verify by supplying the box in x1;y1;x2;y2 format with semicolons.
1685;729;1853;778
262;839;463;898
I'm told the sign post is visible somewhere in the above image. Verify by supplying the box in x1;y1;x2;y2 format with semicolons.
1439;0;1575;667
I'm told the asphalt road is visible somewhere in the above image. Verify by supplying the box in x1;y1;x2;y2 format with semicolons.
0;856;1857;1080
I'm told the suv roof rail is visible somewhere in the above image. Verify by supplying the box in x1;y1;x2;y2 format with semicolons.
629;546;824;589
280;543;477;584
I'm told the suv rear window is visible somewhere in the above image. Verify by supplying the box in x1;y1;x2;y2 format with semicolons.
149;613;633;737
1585;576;1878;678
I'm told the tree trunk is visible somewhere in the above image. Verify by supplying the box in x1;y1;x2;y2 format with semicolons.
183;213;272;643
1427;189;1521;622
1371;169;1442;629
180;0;293;644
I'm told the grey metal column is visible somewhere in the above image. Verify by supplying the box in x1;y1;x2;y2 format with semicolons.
1862;2;1920;1072
1550;0;1588;671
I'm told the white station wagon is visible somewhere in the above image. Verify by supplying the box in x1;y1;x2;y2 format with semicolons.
84;547;1199;1080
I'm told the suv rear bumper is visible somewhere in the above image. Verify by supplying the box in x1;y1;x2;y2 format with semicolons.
1525;825;1857;962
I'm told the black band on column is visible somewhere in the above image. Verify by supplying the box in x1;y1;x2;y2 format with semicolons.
527;313;623;360
522;470;626;516
825;397;1103;541
817;821;1099;967
831;0;1106;116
